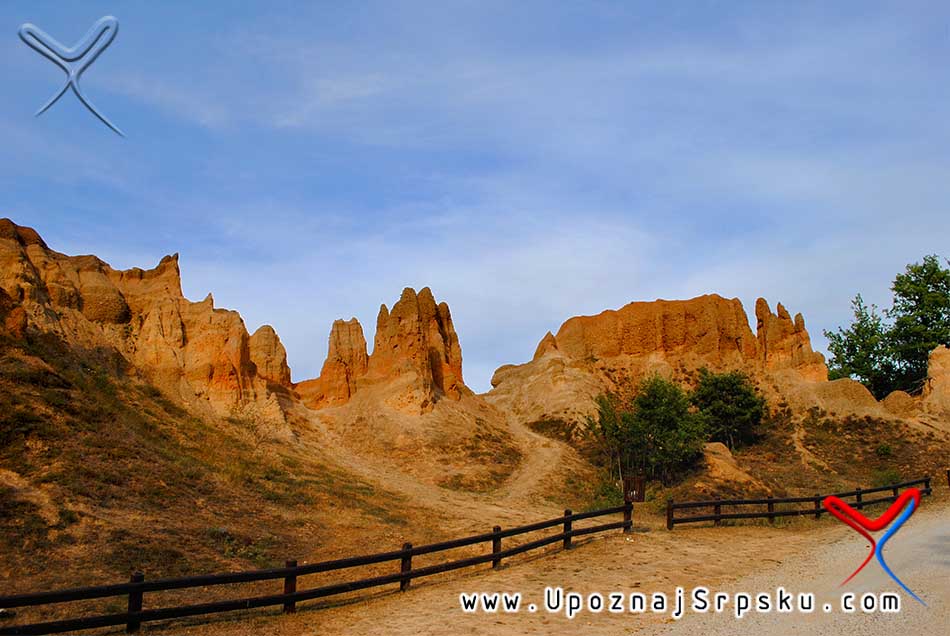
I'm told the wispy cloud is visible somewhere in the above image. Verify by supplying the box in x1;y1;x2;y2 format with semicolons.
1;2;948;391
97;73;233;129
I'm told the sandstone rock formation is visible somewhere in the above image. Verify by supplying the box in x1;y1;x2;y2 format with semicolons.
0;218;293;420
881;390;920;418
701;442;769;490
489;351;605;430
6;216;942;444
298;287;471;411
296;289;516;490
296;318;368;408
0;287;27;338
367;287;466;399
487;294;830;427
545;294;759;365
249;325;292;386
533;331;559;359
922;345;950;417
795;377;880;415
755;299;827;382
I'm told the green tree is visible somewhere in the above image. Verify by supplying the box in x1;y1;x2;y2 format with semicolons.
585;393;626;477
824;295;895;398
887;255;950;392
586;376;706;484
690;369;766;449
823;255;950;398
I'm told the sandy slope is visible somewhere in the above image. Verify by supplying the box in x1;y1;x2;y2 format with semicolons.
292;398;582;536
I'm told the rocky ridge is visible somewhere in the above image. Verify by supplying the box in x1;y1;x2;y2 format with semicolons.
298;287;470;412
0;218;292;421
2;218;947;435
485;293;945;429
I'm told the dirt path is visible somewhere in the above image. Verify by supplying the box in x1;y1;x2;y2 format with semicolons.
294;406;575;536
791;425;830;470
494;415;570;507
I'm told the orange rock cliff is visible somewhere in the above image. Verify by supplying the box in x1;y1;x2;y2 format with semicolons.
297;287;471;410
513;293;827;380
487;294;834;427
0;218;292;420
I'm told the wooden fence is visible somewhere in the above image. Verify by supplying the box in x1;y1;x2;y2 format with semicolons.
666;476;933;530
0;503;633;635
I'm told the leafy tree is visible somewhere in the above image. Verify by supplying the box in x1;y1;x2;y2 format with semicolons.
585;393;626;476
586;376;707;484
887;255;950;392
824;295;895;398
824;255;950;398
690;369;766;449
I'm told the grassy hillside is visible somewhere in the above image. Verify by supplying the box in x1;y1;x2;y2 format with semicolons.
0;330;421;602
548;402;950;513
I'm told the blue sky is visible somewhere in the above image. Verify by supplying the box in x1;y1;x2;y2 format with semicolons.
2;1;948;392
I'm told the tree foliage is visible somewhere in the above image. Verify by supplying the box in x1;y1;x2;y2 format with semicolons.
824;255;950;398
690;369;766;449
586;376;707;484
888;255;950;391
824;295;894;397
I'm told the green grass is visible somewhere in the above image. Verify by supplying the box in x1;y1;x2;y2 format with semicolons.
871;468;903;488
552;469;625;512
205;527;281;568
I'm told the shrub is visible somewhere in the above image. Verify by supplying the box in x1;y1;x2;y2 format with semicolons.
527;418;579;444
587;472;623;510
690;369;767;449
871;468;902;488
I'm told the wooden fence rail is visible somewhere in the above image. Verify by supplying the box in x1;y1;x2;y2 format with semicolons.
0;503;633;635
666;476;932;530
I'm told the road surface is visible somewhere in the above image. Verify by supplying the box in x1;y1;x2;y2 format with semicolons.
644;500;949;636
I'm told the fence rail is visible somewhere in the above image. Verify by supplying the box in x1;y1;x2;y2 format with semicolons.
666;476;933;530
0;503;633;635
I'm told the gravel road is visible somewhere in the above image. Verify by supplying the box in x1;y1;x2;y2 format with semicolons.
644;501;949;636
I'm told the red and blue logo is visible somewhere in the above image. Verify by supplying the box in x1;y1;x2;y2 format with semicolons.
823;488;924;606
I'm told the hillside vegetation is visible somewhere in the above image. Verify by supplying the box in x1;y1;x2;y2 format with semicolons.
0;330;419;596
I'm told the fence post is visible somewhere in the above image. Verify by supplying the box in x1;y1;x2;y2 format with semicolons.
283;559;297;614
623;501;633;533
814;494;821;520
126;571;144;634
400;543;412;592
492;526;502;568
666;498;674;531
714;497;722;527
767;496;775;525
855;488;862;510
924;477;931;494
892;485;899;501
563;509;573;549
946;469;949;489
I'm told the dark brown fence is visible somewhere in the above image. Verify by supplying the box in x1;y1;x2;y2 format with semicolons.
0;503;633;635
666;476;932;530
